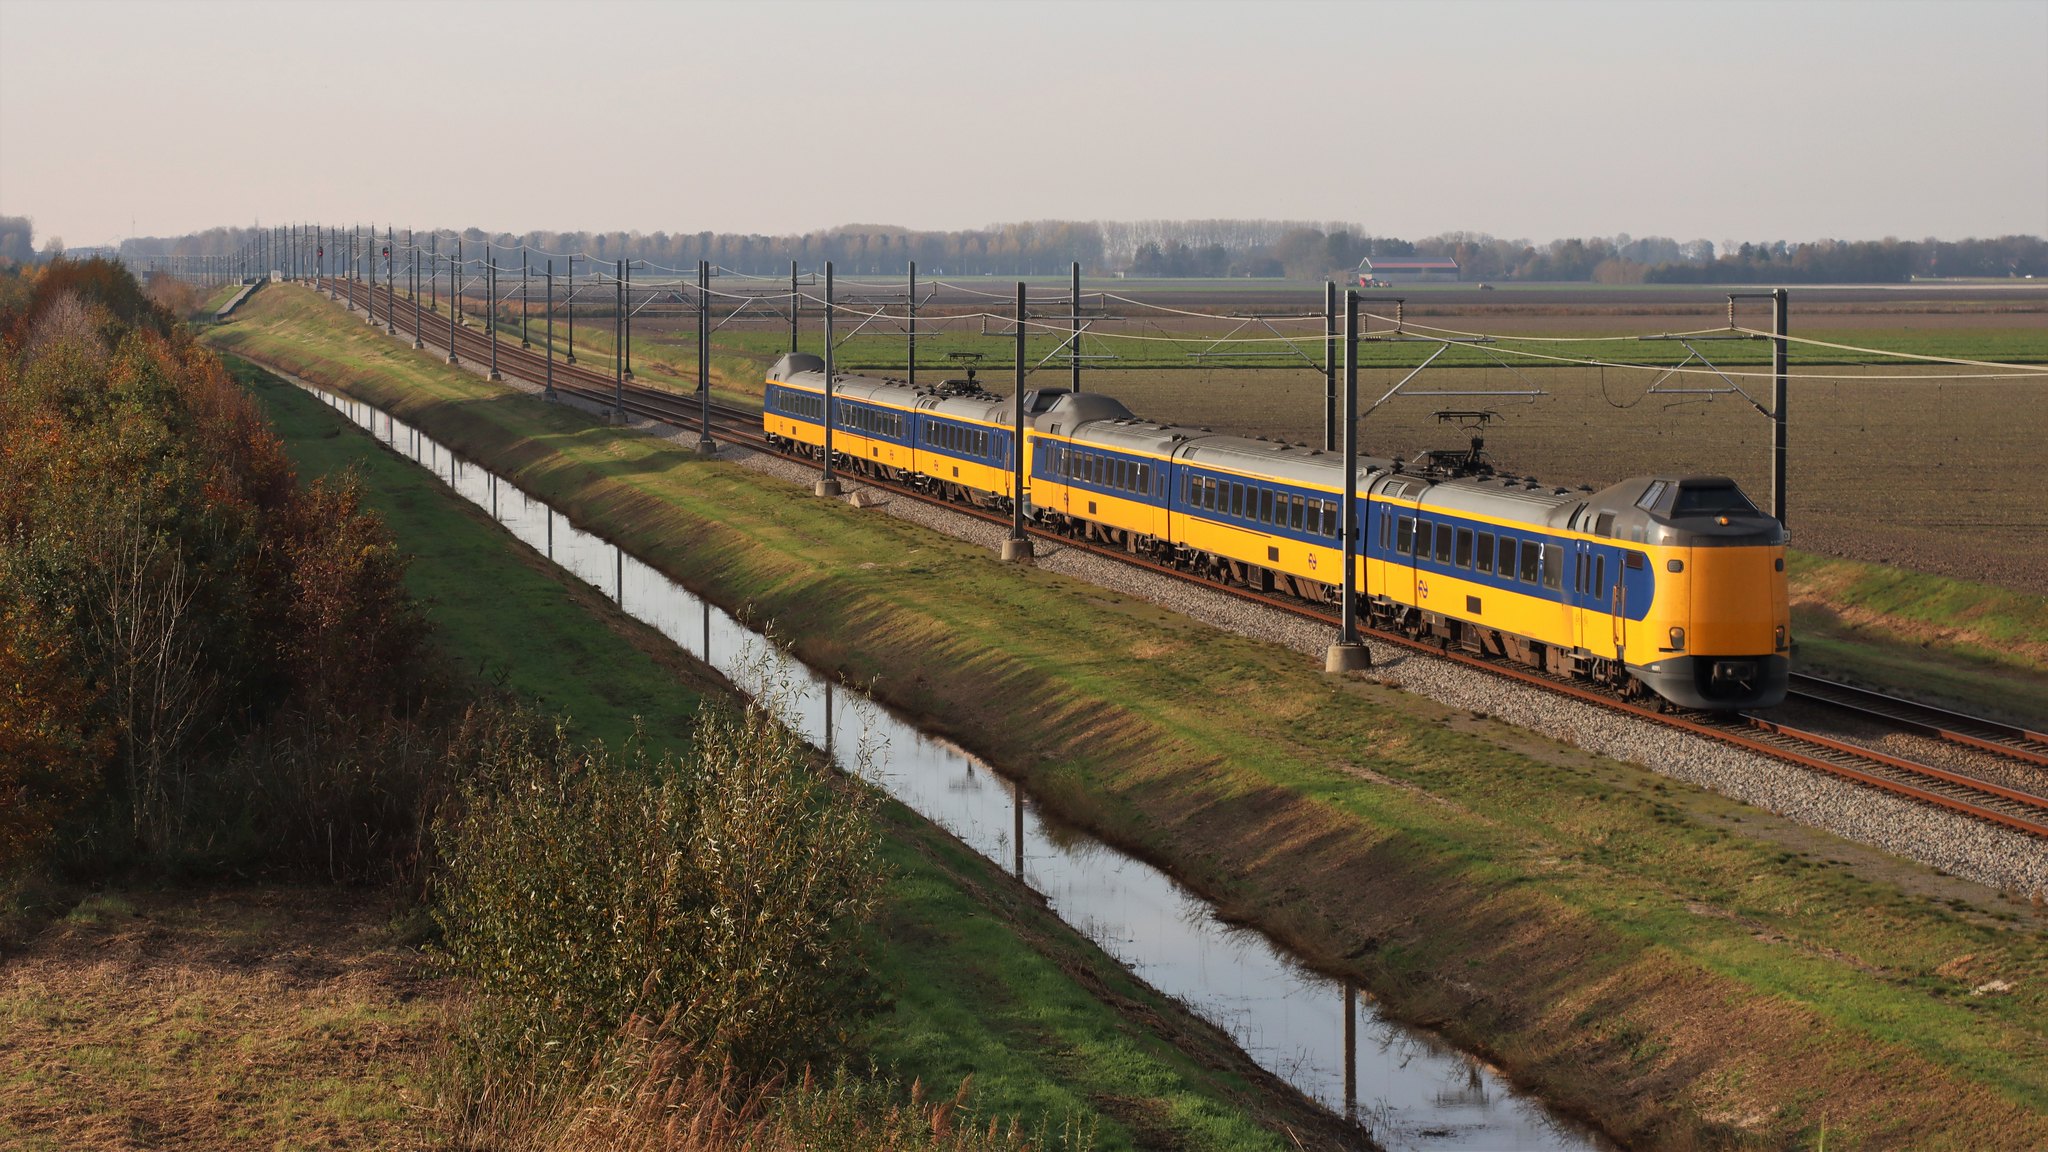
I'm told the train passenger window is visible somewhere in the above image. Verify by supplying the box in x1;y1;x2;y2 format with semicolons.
1497;537;1516;578
1398;516;1415;554
1455;528;1473;568
1520;541;1540;583
1323;502;1339;538
1137;463;1150;493
1287;494;1302;530
1379;513;1391;550
1304;497;1321;532
1542;546;1560;590
1258;489;1271;523
1414;520;1431;558
1229;483;1242;517
1594;556;1607;598
1476;532;1494;574
1432;524;1451;564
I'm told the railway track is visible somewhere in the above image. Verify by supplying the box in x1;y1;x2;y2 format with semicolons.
328;278;2048;842
1786;673;2048;769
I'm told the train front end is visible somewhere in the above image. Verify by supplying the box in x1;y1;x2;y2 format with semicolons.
1629;477;1790;710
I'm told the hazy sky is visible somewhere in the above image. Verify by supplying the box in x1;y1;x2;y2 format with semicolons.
2;0;2044;248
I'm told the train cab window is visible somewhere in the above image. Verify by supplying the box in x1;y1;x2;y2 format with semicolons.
1624;551;1645;570
1520;541;1541;583
1455;528;1473;568
1541;546;1561;590
1434;523;1453;565
1398;516;1416;554
1476;532;1494;574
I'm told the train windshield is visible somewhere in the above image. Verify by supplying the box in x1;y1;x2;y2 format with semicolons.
1671;483;1759;517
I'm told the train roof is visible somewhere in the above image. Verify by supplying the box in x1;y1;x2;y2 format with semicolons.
1409;474;1580;522
1181;435;1394;488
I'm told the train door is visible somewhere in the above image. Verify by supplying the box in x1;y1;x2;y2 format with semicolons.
1575;542;1616;659
1387;501;1418;615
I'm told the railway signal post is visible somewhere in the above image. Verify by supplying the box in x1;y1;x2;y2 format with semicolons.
695;260;716;454
1002;281;1035;563
815;262;842;497
1326;288;1370;673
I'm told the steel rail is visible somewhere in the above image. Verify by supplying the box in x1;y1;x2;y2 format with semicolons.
328;280;2048;841
1787;673;2048;768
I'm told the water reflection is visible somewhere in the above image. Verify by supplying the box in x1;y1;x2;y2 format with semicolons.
310;386;1608;1152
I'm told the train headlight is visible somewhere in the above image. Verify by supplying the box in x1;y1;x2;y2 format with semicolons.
1775;625;1788;651
1668;627;1685;651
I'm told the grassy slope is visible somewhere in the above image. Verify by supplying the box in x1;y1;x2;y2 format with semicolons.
234;356;1314;1152
207;286;2048;1150
1788;552;2048;725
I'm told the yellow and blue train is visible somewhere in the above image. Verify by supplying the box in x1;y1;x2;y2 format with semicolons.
764;353;1789;710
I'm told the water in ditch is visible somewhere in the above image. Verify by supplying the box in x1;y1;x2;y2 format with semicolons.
311;386;1610;1152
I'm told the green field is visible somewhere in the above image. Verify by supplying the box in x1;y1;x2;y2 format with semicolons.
205;284;2048;1151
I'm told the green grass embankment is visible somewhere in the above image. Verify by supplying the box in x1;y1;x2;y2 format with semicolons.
1788;552;2048;725
233;355;1316;1152
208;284;2048;1151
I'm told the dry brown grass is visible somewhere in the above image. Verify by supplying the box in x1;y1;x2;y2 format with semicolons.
0;886;450;1151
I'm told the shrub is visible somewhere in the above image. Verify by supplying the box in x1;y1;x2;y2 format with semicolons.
434;697;882;1082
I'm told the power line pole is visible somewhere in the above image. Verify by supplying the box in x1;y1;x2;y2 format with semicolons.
612;259;624;422
1325;288;1368;673
545;259;556;401
411;247;423;348
520;249;530;348
1323;280;1338;453
696;259;715;454
789;259;799;354
565;255;576;364
488;254;501;381
1071;261;1082;393
907;260;917;390
447;239;459;365
1771;288;1788;527
814;261;840;498
1001;281;1033;562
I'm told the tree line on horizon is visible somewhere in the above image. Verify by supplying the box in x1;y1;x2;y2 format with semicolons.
9;212;2044;283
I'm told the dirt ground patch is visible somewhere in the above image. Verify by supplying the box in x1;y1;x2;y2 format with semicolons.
0;887;450;1152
